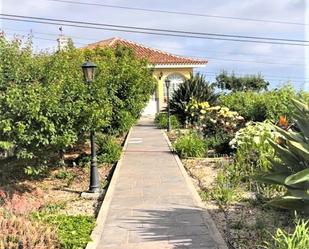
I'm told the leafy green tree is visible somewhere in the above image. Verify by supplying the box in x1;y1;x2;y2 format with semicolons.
215;70;269;92
170;73;218;124
0;36;154;160
84;45;156;135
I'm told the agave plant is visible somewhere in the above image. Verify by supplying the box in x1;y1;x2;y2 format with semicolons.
169;73;218;124
258;99;309;213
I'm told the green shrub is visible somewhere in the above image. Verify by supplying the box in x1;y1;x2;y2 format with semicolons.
174;132;206;158
264;219;309;249
154;112;180;129
185;99;245;154
0;36;154;161
169;73;218;124
97;135;122;164
219;85;302;122
227;121;281;197
230;122;275;179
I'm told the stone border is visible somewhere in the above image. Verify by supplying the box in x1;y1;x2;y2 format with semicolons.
85;128;132;249
162;131;229;249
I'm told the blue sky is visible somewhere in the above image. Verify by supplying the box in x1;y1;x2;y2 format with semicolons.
1;0;308;90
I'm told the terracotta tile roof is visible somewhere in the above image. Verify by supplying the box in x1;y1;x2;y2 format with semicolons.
83;37;208;66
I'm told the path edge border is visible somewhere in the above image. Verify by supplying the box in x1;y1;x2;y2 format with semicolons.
85;128;132;249
162;131;229;249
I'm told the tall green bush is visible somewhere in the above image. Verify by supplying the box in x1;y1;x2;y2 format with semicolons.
219;85;301;122
0;36;155;160
88;45;156;135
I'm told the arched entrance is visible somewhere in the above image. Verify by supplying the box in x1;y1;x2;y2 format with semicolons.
163;73;186;102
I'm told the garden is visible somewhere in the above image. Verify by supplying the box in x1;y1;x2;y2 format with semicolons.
155;73;309;249
0;36;155;249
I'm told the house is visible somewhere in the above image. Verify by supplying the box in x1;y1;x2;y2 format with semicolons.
84;37;208;116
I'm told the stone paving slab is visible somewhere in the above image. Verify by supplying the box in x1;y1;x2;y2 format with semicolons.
96;117;227;249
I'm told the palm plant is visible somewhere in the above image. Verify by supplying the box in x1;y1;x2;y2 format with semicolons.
169;73;218;124
258;99;309;213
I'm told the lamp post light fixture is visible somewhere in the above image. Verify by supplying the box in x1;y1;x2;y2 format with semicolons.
165;78;171;132
81;61;100;193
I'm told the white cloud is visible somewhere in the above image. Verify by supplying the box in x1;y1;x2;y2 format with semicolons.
1;0;307;89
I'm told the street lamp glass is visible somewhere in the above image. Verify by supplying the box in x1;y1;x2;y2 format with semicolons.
81;61;97;83
165;79;171;88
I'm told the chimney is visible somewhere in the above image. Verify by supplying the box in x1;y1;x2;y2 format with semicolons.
57;34;69;51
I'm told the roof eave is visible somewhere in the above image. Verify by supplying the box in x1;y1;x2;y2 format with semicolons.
148;63;207;69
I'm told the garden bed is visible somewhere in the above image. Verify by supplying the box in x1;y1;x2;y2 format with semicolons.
182;158;294;249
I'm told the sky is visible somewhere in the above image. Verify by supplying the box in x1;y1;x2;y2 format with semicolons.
1;0;308;90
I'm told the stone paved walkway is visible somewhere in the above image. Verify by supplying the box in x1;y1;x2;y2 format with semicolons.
96;117;226;249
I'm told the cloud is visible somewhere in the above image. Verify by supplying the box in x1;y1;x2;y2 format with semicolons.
1;0;307;89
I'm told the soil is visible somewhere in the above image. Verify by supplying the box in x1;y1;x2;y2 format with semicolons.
0;163;113;217
0;134;126;218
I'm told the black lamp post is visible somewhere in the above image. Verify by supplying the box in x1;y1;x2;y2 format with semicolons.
165;78;171;132
81;61;100;193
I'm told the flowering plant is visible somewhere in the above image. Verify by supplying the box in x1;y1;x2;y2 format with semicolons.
185;98;244;153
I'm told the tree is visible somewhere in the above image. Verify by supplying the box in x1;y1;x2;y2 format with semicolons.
169;73;218;124
0;36;155;160
215;70;269;92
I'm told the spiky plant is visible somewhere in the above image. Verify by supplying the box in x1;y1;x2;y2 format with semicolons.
258;99;309;213
169;73;218;124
